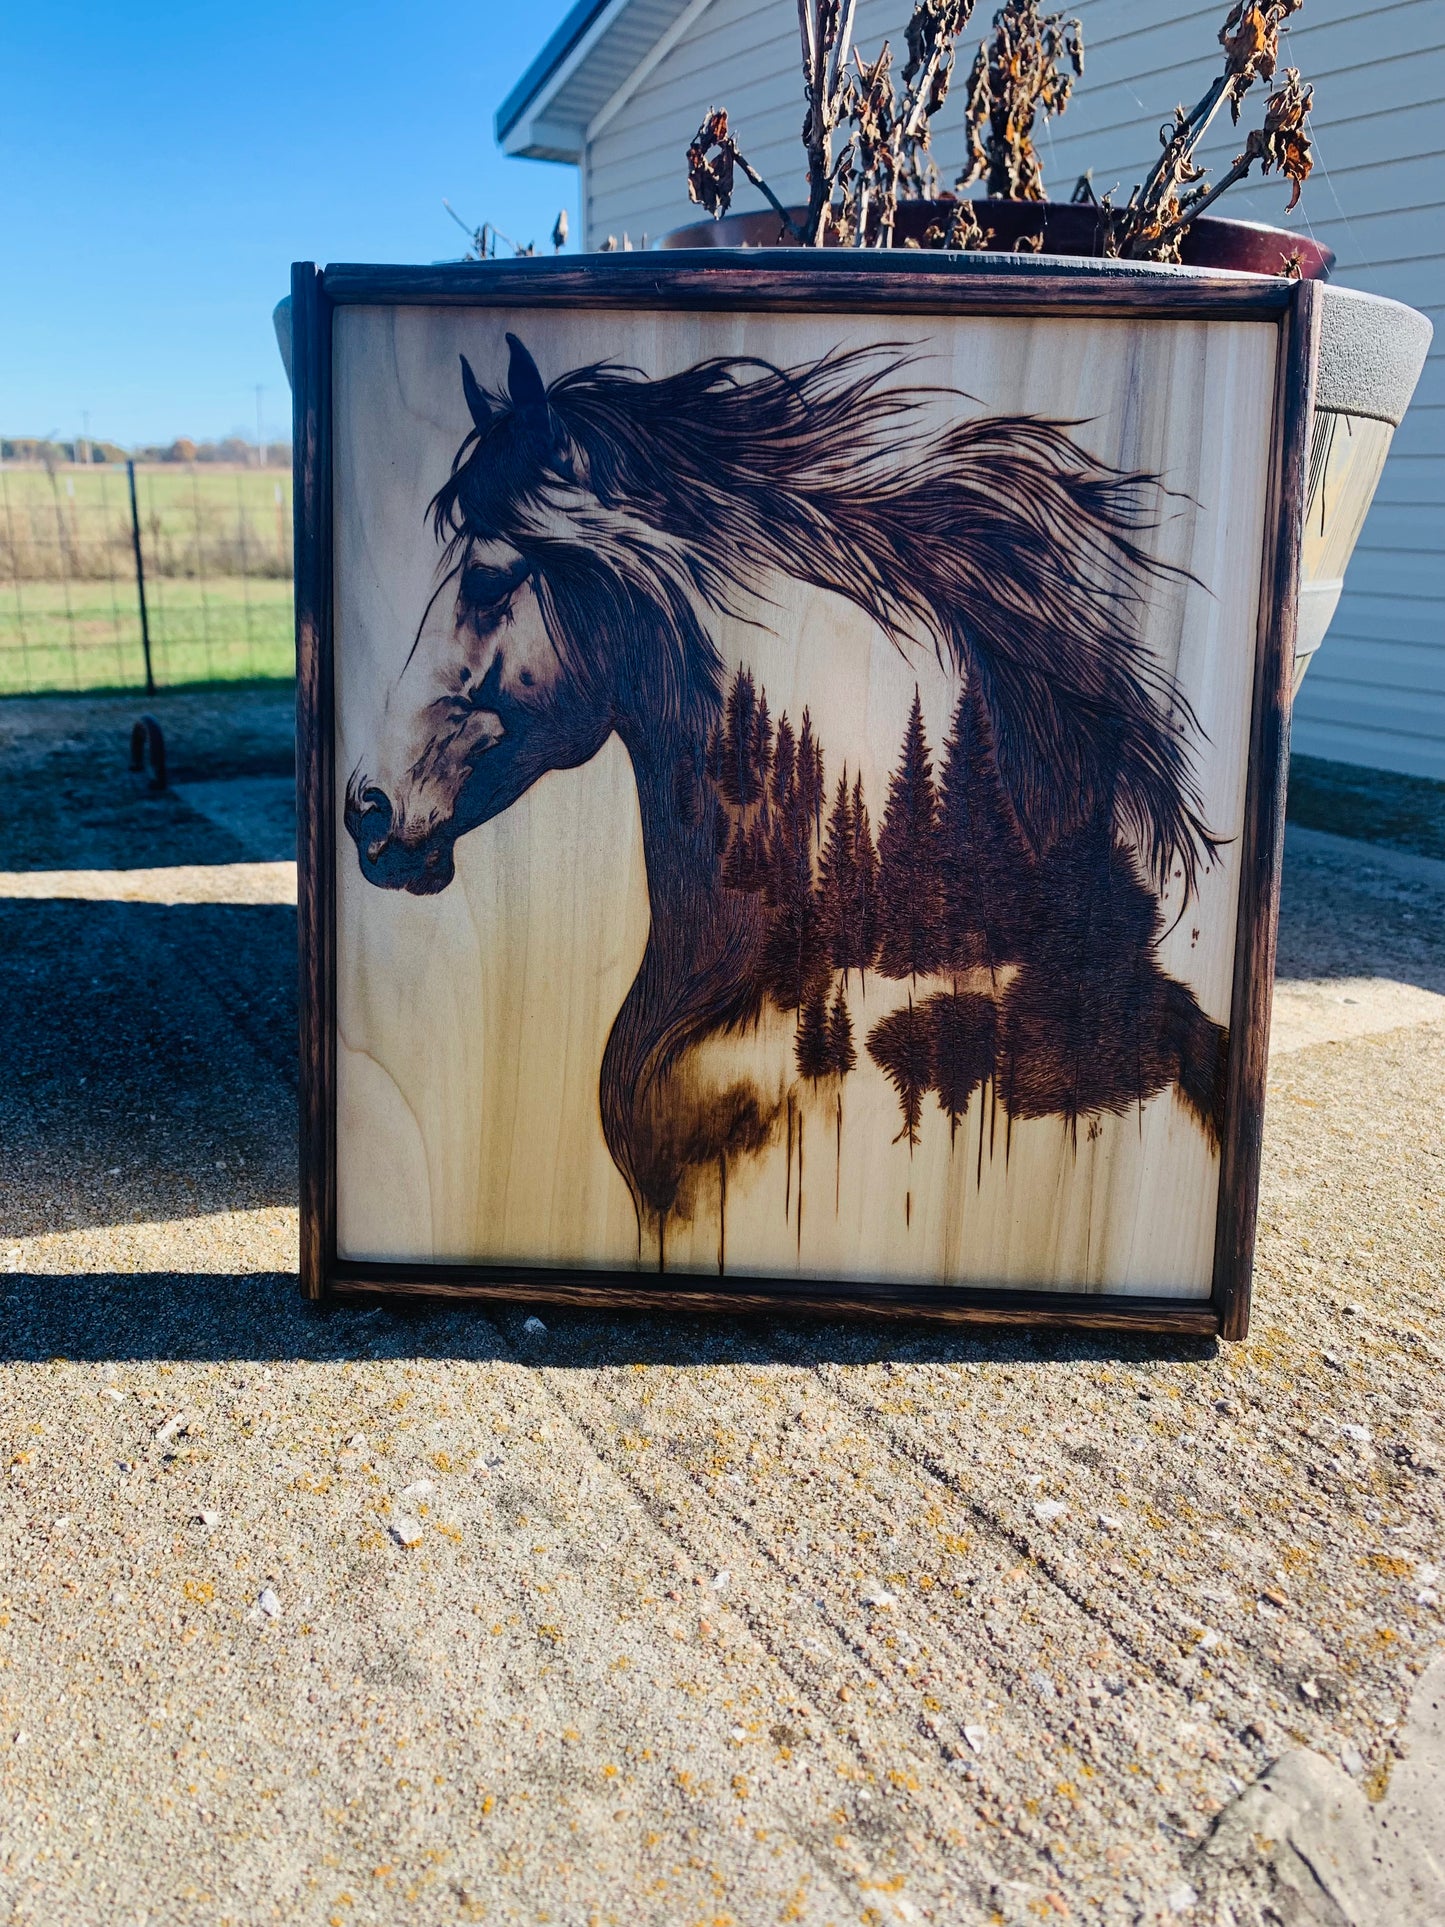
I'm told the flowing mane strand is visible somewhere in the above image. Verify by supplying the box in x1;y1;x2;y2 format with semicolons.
432;344;1219;898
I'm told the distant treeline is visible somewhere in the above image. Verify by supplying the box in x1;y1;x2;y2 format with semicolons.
2;437;291;468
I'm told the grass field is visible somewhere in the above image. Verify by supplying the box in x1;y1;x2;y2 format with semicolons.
0;463;293;693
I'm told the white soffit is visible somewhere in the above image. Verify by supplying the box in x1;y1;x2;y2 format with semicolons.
497;0;708;162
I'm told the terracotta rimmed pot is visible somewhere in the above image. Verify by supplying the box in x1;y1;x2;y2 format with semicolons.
661;203;1429;691
665;198;1336;281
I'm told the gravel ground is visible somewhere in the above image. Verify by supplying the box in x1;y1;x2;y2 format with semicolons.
0;690;1441;1927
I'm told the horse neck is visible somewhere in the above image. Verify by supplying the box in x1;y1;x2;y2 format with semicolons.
614;675;723;939
610;627;768;1026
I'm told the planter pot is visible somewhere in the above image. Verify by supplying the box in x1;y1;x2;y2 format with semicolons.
665;198;1338;280
286;250;1422;1338
662;202;1429;695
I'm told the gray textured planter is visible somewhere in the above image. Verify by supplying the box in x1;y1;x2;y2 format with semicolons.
1298;280;1432;689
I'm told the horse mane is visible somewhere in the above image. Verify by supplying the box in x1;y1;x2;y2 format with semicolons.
431;343;1218;898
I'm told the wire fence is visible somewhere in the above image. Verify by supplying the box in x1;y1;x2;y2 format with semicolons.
0;459;293;695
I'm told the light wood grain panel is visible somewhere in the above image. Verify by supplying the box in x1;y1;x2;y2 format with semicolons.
331;304;1276;1297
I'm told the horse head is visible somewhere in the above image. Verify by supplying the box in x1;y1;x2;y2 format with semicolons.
345;334;617;894
347;331;1215;908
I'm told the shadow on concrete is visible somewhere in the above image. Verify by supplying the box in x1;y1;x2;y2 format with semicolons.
0;898;297;1235
0;1270;1219;1370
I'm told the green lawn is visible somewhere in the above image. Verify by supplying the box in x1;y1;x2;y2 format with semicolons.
0;463;293;694
0;578;294;694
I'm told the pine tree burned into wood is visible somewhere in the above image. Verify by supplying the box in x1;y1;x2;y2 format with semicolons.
772;713;797;810
796;980;832;1079
851;772;880;985
936;678;1040;975
820;772;862;980
827;982;857;1074
797;708;825;846
722;665;761;807
876;689;943;981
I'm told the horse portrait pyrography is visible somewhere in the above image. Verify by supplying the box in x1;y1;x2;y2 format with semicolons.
344;329;1233;1273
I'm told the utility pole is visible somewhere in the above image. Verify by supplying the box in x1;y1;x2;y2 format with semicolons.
255;385;265;467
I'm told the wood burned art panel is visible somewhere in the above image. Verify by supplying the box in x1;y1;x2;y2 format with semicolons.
331;305;1277;1297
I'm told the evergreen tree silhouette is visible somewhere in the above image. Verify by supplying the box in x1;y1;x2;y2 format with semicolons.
866;996;932;1149
1000;806;1167;1136
760;778;827;1011
851;773;880;984
772;713;796;812
750;693;773;798
797;709;824;845
937;677;1039;974
937;685;977;970
819;772;862;980
722;666;759;806
723;812;763;892
876;690;943;980
795;982;831;1080
827;983;856;1075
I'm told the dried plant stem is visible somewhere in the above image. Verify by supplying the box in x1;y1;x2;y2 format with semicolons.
1156;152;1253;234
1131;74;1235;224
739;153;807;241
799;0;859;244
1103;4;1314;260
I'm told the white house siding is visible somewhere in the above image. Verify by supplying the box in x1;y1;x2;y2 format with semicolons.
580;0;1444;778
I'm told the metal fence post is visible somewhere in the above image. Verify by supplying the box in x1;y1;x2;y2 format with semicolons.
126;457;155;694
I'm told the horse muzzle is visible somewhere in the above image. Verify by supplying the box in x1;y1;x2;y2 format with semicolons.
344;783;457;895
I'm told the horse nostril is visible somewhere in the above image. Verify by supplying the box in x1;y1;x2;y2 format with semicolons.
357;786;394;863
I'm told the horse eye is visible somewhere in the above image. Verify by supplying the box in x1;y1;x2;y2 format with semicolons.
459;569;521;638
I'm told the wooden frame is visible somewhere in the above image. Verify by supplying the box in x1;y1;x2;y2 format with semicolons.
293;255;1318;1338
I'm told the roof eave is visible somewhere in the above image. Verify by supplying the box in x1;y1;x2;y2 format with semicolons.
494;0;625;154
498;113;588;164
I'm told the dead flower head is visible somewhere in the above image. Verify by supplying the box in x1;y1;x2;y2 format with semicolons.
687;109;738;219
1219;0;1303;118
903;0;975;122
1241;67;1314;209
959;3;1084;202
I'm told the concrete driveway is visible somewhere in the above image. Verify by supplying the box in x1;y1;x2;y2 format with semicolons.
1;689;1441;1926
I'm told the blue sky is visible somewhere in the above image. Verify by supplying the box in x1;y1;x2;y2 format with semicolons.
1;1;580;446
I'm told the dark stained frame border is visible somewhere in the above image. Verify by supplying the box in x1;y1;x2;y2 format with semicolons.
292;253;1319;1339
1211;274;1319;1340
293;262;336;1305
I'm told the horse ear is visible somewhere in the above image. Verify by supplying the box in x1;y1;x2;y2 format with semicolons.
459;356;493;437
505;332;551;438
